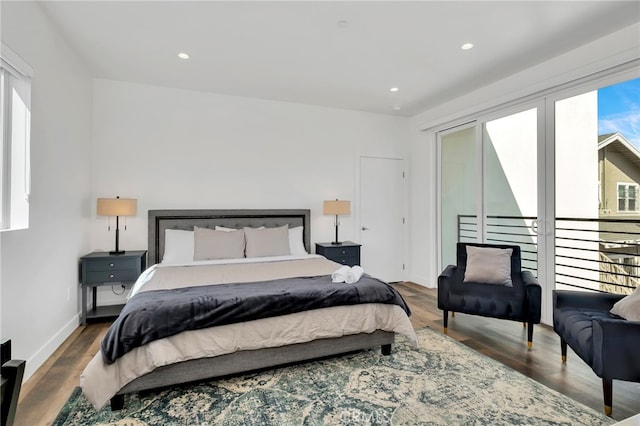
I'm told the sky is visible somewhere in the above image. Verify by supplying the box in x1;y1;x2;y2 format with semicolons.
598;77;640;149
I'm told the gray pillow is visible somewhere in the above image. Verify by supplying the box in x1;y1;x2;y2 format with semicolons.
610;286;640;321
193;226;245;260
463;246;513;287
244;225;291;258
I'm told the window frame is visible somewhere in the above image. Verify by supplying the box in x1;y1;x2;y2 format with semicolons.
1;43;33;231
617;182;639;213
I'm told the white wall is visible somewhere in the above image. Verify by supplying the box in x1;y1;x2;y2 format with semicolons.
408;22;640;288
0;2;93;380
556;92;599;219
1;1;637;381
484;109;538;217
555;91;600;290
89;79;410;304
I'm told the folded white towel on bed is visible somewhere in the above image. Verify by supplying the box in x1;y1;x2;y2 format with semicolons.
345;265;364;284
331;265;351;283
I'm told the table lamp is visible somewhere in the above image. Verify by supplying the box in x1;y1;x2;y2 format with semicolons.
323;199;351;245
97;196;137;255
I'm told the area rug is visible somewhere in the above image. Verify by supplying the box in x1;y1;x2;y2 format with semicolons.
53;327;612;426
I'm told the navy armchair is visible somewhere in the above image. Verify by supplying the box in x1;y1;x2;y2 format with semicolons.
438;243;542;347
553;290;640;415
1;339;25;426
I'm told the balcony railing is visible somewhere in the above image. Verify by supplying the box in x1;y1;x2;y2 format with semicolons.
457;214;640;294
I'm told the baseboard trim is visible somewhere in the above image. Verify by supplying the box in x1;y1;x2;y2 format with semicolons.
408;275;435;288
23;313;80;382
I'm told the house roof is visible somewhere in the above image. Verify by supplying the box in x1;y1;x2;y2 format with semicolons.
598;133;640;240
598;132;640;169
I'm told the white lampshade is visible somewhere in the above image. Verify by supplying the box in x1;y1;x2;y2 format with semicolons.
323;200;351;216
97;197;137;217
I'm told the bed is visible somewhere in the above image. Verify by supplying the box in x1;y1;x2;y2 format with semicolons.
80;209;417;410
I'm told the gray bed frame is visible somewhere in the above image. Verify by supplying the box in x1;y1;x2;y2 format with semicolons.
110;209;394;410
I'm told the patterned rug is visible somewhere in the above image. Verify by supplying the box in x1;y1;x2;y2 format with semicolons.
54;327;612;426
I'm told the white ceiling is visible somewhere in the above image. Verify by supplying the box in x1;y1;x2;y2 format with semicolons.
39;1;640;116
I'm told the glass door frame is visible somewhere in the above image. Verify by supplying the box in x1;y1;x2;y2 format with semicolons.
436;64;638;325
435;121;479;274
436;100;551;321
542;66;640;322
482;101;549;321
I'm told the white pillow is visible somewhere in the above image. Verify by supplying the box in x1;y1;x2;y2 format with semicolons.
611;286;640;321
463;246;513;287
288;226;307;255
162;229;194;263
216;226;265;232
215;226;235;232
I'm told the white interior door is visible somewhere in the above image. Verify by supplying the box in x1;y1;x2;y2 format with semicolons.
359;156;405;282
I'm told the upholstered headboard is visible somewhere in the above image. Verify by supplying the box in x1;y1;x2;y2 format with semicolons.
148;209;311;265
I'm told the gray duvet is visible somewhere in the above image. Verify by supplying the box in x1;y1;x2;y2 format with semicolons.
101;274;410;364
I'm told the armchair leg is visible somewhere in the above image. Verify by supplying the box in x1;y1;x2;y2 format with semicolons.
111;394;125;411
560;339;567;363
1;359;25;426
527;322;534;348
603;378;613;416
443;310;448;333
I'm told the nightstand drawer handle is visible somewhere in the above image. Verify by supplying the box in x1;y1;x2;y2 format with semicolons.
109;263;115;267
361;226;369;231
109;274;115;278
341;250;347;254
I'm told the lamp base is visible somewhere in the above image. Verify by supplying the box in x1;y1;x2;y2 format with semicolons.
110;224;125;255
332;220;343;246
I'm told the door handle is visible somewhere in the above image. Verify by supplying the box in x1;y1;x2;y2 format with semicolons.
361;226;369;231
531;219;547;236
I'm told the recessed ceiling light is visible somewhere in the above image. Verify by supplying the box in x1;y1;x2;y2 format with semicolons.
390;87;399;93
461;43;474;50
337;20;349;29
178;52;190;59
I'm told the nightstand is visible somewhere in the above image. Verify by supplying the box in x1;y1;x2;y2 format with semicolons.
80;250;147;324
315;242;361;266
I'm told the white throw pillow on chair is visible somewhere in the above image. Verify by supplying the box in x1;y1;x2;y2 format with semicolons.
463;246;513;287
611;285;640;321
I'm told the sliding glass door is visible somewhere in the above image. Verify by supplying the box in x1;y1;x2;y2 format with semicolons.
438;103;546;316
484;107;540;275
437;67;639;325
438;125;477;269
438;107;541;270
553;77;640;297
553;91;600;293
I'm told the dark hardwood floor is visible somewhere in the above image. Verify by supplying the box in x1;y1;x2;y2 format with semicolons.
15;283;640;425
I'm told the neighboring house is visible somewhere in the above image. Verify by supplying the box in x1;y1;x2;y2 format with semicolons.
598;132;640;293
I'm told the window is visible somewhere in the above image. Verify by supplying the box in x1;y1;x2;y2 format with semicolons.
617;183;638;212
1;43;32;231
618;256;638;277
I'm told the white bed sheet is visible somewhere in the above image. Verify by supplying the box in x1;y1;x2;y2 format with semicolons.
81;255;417;409
129;254;332;297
